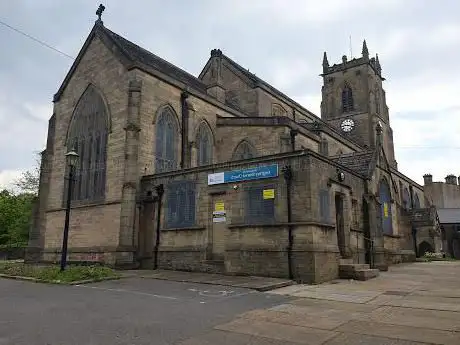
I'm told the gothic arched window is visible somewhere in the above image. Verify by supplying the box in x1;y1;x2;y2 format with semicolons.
232;140;257;161
196;122;213;166
66;85;109;203
413;193;421;209
379;178;393;235
402;188;411;210
341;84;354;113
155;106;178;173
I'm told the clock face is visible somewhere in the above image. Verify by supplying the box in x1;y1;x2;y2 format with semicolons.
340;119;355;133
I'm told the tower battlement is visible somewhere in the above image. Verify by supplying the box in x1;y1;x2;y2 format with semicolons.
322;40;383;80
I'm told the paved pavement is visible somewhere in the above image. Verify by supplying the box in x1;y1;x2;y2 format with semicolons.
1;261;459;344
181;261;460;345
123;269;294;291
0;276;289;344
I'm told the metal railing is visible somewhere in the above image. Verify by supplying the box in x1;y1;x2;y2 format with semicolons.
356;234;375;268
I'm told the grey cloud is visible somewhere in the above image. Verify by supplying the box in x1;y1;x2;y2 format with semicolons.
0;0;459;185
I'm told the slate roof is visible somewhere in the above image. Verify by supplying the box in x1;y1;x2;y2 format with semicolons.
103;27;207;92
331;151;375;178
437;208;460;224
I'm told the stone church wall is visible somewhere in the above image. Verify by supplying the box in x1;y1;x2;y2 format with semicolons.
141;151;369;283
42;203;122;264
42;36;130;263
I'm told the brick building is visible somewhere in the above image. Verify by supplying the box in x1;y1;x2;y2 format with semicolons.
26;13;439;283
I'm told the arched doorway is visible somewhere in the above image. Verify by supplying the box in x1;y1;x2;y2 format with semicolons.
379;179;393;235
418;241;433;257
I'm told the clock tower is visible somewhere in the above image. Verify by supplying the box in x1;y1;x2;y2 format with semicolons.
320;41;397;168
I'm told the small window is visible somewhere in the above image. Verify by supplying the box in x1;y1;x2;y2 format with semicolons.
232;140;257;161
319;139;329;156
319;189;330;223
166;181;196;228
245;185;275;224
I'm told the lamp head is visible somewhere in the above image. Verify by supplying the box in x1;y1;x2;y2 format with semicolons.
65;150;79;168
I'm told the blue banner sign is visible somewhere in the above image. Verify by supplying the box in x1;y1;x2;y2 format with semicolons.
208;164;279;185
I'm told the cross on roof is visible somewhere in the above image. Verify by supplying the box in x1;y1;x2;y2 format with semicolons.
96;4;105;23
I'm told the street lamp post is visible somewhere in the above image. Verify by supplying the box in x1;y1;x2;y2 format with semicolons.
60;150;79;271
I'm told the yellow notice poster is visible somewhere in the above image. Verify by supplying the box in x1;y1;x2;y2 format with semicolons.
383;203;389;217
263;189;275;199
214;202;225;212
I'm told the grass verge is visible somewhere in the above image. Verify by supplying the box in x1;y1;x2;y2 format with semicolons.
0;261;120;284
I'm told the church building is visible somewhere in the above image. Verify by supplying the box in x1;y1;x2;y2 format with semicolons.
26;8;440;283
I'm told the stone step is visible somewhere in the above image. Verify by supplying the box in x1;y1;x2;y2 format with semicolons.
339;263;370;271
339;258;354;265
339;263;376;280
354;268;379;281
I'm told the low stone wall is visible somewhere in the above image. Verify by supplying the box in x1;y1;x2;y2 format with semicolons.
0;247;25;260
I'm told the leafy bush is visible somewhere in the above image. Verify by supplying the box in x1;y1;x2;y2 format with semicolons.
0;262;120;283
422;252;456;261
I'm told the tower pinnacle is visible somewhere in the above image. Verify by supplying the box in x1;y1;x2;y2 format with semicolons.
362;40;369;59
322;52;329;73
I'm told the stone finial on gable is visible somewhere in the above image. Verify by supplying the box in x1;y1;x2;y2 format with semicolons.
375;53;381;73
362;40;369;59
210;49;223;57
322;52;329;73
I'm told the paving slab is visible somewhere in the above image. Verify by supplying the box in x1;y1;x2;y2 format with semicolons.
290;289;381;303
335;320;460;345
323;333;432;345
215;318;338;345
177;329;299;345
358;306;460;331
238;307;353;330
380;297;460;312
123;269;294;291
412;289;460;298
290;297;380;312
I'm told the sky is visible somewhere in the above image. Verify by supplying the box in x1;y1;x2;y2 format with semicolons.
0;0;459;190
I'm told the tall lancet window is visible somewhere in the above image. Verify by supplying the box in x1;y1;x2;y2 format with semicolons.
341;84;354;113
66;84;109;203
196;122;213;166
375;86;381;114
155;106;179;173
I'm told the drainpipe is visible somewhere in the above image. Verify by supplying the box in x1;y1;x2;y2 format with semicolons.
153;184;164;270
282;165;294;280
409;185;418;257
180;91;189;169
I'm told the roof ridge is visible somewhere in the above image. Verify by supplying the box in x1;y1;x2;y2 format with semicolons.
101;26;207;91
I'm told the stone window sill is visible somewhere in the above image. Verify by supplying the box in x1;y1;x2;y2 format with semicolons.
384;233;401;238
228;221;335;229
162;226;206;232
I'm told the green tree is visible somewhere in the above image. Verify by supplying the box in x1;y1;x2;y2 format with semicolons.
0;190;35;246
14;152;41;195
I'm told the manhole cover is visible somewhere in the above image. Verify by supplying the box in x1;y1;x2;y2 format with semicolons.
383;290;409;296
